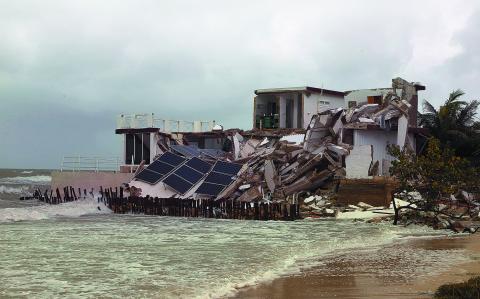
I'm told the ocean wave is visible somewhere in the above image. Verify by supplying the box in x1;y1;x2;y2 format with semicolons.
0;185;30;194
0;199;111;222
20;171;33;174
0;175;51;185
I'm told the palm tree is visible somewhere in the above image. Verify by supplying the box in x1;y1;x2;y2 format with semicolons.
419;90;480;162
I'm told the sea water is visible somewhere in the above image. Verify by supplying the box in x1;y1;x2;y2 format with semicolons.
0;169;448;298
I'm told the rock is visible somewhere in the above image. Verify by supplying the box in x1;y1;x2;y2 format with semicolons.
324;208;336;216
451;221;474;233
304;196;316;205
238;184;251;191
438;204;448;211
367;217;383;223
348;204;360;210
437;220;450;229
357;202;373;210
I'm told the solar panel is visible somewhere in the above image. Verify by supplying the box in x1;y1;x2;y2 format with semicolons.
195;161;243;197
185;157;212;174
202;172;232;185
158;151;187;166
162;174;193;194
195;182;225;196
175;165;204;183
134;169;163;184
213;161;242;176
147;160;175;175
171;145;201;158
162;157;213;194
134;151;187;185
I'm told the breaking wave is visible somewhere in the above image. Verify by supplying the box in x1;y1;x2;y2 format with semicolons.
0;185;30;194
0;199;111;223
0;175;51;185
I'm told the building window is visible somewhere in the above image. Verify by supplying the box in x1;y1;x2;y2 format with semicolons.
125;133;151;165
317;100;331;112
367;95;382;105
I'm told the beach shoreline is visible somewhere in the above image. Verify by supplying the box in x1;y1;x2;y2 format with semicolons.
231;232;480;299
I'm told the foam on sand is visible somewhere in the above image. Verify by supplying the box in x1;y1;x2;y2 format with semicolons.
0;199;111;222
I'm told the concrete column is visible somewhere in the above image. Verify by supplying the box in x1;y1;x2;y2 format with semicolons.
279;95;286;128
292;94;298;128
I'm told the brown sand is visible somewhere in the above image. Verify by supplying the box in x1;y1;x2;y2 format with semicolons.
232;234;480;298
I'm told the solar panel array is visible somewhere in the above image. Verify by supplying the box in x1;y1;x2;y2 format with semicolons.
195;161;243;196
134;152;186;184
162;157;213;194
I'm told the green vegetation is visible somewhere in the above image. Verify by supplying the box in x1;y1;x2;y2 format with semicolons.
387;138;479;225
434;276;480;299
419;90;480;164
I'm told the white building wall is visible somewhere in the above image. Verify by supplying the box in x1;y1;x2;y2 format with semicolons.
345;88;399;107
303;93;345;128
353;130;415;176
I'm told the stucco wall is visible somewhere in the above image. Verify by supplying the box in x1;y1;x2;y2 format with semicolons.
353;130;415;175
303;93;345;128
51;171;134;193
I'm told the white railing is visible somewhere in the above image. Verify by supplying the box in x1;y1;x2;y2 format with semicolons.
61;156;121;172
116;113;215;133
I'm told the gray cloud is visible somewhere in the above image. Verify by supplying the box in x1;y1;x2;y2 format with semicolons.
1;0;479;168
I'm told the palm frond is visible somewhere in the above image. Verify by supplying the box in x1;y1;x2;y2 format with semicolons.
446;89;465;105
422;100;437;114
457;100;480;127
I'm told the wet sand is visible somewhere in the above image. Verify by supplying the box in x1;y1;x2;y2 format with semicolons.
233;233;480;298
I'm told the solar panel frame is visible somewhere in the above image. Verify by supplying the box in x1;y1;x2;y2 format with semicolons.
212;161;243;176
158;151;187;166
202;172;233;186
185;157;212;174
134;169;164;184
147;160;175;175
195;161;243;197
174;165;204;184
171;145;201;158
195;182;225;196
162;174;193;194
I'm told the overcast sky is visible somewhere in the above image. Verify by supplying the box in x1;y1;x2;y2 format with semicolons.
1;0;480;169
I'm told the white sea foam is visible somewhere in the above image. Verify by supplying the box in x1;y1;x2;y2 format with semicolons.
0;175;51;185
0;211;449;299
0;185;30;194
20;170;33;174
0;199;111;222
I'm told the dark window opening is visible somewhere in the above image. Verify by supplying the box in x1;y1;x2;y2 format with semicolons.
125;133;151;165
126;134;134;165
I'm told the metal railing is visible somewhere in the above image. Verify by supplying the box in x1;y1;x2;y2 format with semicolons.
60;156;121;172
116;113;215;133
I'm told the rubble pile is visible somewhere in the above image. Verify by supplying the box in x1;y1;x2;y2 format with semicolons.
213;79;420;211
393;191;480;233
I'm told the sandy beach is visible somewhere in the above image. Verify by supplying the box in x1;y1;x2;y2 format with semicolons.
233;233;480;298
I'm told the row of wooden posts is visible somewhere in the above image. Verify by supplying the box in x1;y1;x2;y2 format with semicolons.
30;186;301;221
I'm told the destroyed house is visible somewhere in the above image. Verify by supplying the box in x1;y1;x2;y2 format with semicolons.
253;86;345;130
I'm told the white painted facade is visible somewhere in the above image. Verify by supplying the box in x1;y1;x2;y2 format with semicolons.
344;88;400;107
302;93;345;128
352;129;415;176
